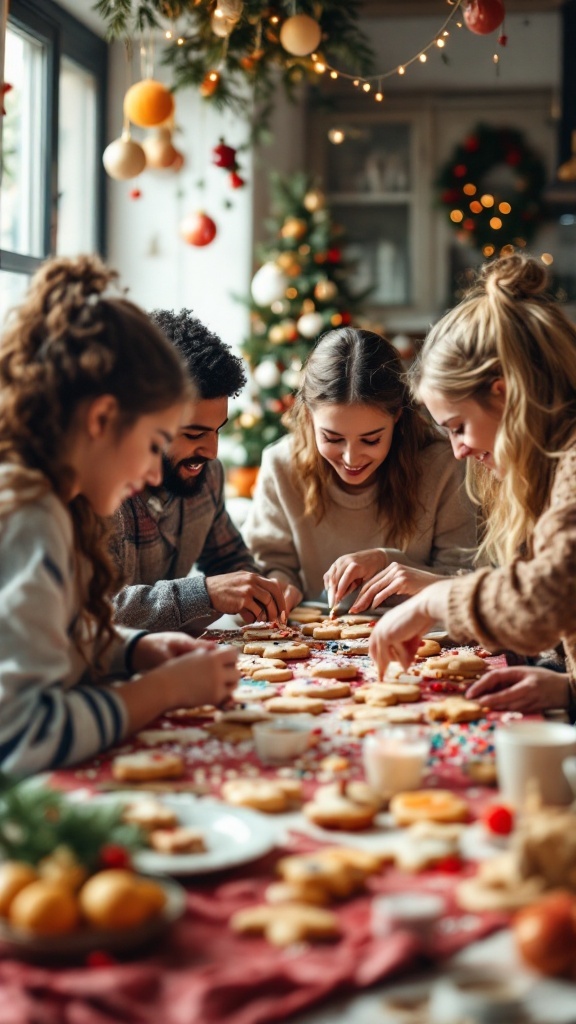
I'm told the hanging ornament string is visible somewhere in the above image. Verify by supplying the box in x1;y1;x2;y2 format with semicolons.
314;0;467;91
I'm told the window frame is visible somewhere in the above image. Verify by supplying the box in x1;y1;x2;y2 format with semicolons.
1;0;108;279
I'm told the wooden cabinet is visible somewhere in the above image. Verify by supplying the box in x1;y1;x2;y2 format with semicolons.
307;91;557;331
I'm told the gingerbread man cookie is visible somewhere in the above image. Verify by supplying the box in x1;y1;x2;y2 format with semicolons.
231;903;339;946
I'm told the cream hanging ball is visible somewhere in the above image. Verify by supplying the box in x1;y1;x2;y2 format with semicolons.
280;14;322;57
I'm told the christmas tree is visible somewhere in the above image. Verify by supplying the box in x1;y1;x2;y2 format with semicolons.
224;171;368;473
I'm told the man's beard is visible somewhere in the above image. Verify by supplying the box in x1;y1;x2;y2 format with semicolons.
160;454;208;498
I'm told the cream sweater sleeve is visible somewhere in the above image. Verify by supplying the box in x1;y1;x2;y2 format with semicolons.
243;442;304;592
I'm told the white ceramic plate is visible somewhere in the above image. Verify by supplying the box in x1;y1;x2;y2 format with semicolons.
0;875;186;962
82;792;277;876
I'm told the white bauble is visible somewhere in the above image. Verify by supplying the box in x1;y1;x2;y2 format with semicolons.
280;14;322;56
282;368;302;389
391;333;415;361
217;0;243;19
297;311;324;339
251;262;289;307
102;133;146;180
142;128;178;169
211;11;236;36
253;360;282;389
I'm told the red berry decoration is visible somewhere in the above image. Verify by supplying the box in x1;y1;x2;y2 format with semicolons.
464;0;506;36
229;171;245;189
129;188;142;200
86;950;118;968
481;802;514;835
180;211;217;247
212;138;237;170
99;843;132;869
498;33;508;45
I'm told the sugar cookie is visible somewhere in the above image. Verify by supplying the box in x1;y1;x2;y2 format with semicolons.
261;642;310;660
416;639;442;658
303;781;381;831
221;777;302;813
309;662;358;680
231;903;339;946
390;789;469;826
111;751;185;782
421;653;486;679
284;678;351;700
426;696;485;723
264;695;325;715
251;666;293;682
148;827;206;854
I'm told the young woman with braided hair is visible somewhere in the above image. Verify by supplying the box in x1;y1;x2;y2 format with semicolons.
369;253;576;718
0;255;238;776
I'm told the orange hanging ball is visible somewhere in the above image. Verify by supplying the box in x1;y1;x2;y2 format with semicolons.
124;79;175;128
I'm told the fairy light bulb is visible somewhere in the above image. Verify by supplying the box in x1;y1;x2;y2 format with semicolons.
362;82;370;92
398;66;405;75
375;91;383;102
419;53;427;62
328;127;345;144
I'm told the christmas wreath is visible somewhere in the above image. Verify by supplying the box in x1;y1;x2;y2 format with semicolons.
436;123;547;254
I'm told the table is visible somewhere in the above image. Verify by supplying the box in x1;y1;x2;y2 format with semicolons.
3;620;576;1024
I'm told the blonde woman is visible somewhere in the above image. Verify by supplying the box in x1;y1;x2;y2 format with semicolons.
243;328;477;612
369;254;576;717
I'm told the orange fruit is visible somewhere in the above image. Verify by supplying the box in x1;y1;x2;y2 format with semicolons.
123;79;175;128
9;879;79;935
79;869;163;930
0;861;38;917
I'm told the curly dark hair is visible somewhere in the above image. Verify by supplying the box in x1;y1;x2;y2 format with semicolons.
150;308;246;399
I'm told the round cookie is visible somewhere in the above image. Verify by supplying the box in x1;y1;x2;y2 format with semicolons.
416;638;442;658
262;642;310;660
312;625;343;640
303;781;380;831
285;678;351;700
390;789;469;826
339;624;373;640
251;666;294;682
233;681;279;702
265;695;325;715
111;750;185;782
309;662;358;680
221;777;302;813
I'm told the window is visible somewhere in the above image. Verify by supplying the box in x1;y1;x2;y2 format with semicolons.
0;0;107;314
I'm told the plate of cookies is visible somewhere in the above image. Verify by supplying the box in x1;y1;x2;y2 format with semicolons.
84;793;278;876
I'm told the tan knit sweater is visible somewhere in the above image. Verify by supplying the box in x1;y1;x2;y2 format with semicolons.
446;436;576;687
243;435;478;602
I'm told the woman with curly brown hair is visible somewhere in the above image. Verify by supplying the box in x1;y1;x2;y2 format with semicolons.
243;327;477;613
369;253;576;717
0;255;238;776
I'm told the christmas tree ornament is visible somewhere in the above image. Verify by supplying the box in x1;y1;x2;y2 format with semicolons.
282;368;302;389
253;361;282;389
463;0;505;35
216;0;244;20
211;10;237;37
391;334;415;361
213;139;237;169
123;79;175;128
143;127;179;168
251;262;289;305
303;188;325;213
281;217;308;241
280;14;322;57
230;171;246;189
268;324;287;345
200;70;221;97
102;132;146;180
169;149;185;173
314;279;338;302
297;311;324;339
279;318;298;342
129;188;142;199
1;82;13;117
180;211;217;246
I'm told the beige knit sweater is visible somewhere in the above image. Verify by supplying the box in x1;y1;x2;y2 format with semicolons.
243;435;478;602
446;436;576;684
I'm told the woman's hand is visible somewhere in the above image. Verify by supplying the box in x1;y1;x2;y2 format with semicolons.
349;564;444;613
130;631;216;672
323;549;388;610
466;666;571;713
368;579;452;677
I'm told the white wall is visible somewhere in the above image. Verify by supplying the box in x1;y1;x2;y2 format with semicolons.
106;42;254;350
105;10;561;345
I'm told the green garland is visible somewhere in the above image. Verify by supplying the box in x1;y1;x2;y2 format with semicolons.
436;123;547;254
93;1;374;139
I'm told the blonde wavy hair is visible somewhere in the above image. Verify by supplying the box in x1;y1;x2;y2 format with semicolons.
0;254;189;665
286;327;440;545
409;253;576;566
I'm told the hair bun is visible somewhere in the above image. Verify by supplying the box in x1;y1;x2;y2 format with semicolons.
481;253;548;302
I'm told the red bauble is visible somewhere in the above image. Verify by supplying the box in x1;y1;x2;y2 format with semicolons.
326;247;342;263
212;139;237;170
464;0;506;35
99;844;131;869
129;188;142;200
180;211;217;247
464;135;480;153
229;171;245;189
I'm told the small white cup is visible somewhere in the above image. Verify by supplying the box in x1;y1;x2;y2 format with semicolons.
494;720;576;808
252;715;314;765
362;725;429;800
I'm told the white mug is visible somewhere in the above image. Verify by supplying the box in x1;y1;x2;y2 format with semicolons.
494;720;576;808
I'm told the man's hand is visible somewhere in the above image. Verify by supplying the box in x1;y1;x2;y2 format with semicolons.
205;571;286;622
130;632;215;673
